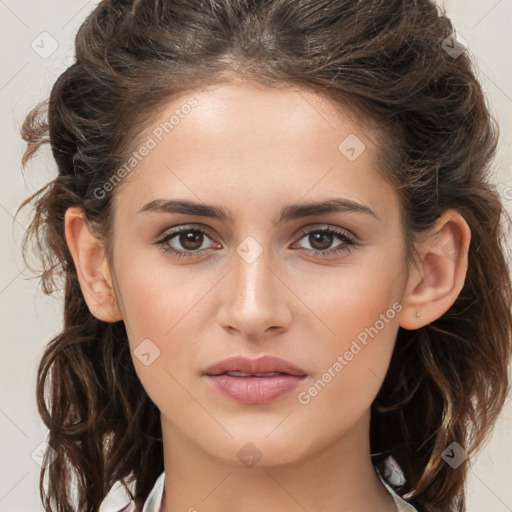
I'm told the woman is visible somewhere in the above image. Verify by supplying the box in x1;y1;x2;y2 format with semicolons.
17;0;512;511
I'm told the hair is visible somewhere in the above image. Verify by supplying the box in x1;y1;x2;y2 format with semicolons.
16;0;512;511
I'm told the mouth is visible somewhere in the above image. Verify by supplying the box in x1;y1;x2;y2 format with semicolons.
202;355;308;404
216;371;291;377
203;354;308;377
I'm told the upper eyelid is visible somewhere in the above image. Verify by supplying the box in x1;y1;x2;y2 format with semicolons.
294;224;356;240
157;223;216;240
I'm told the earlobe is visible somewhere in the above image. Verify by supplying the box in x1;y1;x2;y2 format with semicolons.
399;210;471;330
64;207;123;323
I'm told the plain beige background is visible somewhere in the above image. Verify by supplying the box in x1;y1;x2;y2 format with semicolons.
1;1;511;511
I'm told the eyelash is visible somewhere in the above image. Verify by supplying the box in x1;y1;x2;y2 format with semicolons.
155;225;358;259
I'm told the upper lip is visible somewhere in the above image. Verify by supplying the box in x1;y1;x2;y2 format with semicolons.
203;355;307;377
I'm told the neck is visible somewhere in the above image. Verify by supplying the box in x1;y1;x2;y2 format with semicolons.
159;410;397;512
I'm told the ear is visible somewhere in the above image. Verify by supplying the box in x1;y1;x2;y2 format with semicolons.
64;207;123;323
399;209;471;330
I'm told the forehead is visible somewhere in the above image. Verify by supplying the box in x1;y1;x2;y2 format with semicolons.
111;81;398;223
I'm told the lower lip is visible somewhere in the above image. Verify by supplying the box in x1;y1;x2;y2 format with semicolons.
204;374;307;404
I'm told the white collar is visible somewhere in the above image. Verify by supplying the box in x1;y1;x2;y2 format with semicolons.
140;471;165;512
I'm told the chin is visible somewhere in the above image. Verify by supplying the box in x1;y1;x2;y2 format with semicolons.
203;431;310;469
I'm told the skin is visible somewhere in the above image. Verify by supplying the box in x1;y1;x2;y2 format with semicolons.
65;79;471;512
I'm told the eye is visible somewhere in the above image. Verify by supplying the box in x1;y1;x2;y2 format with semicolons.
155;225;358;260
292;226;357;257
156;226;219;258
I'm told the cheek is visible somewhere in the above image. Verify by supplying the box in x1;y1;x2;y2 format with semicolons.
113;259;218;399
295;246;404;349
294;250;404;408
115;251;209;340
297;299;401;437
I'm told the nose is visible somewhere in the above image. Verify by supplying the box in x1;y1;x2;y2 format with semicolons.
216;245;293;341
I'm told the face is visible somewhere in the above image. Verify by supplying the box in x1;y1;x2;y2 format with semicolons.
108;80;410;466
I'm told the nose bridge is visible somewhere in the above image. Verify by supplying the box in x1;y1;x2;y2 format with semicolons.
235;247;273;308
217;240;291;338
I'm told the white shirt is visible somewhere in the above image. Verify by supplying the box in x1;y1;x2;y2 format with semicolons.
119;471;420;512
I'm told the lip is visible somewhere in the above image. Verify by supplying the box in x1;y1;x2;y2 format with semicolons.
202;355;308;404
203;355;308;377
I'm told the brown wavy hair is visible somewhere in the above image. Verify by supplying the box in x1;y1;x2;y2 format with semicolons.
16;0;512;511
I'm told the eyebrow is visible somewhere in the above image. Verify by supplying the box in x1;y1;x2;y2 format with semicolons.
137;197;378;222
